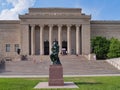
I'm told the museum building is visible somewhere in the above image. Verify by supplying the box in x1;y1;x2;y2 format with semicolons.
0;8;120;59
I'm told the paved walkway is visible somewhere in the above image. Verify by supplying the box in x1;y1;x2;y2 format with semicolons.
0;56;120;76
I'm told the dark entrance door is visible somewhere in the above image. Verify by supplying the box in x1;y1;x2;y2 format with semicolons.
62;41;67;55
62;41;67;50
44;41;49;55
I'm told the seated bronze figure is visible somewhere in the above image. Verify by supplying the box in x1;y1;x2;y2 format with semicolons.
50;41;61;65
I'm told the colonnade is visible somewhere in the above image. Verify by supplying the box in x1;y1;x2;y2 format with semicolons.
30;24;81;55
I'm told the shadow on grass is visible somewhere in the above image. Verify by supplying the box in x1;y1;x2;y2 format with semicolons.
75;82;102;85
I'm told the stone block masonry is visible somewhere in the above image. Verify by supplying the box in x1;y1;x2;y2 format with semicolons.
49;65;64;86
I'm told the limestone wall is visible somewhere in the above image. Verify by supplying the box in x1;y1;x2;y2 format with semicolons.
0;20;20;58
91;21;120;40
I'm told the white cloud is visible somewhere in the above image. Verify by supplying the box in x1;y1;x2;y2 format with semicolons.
0;0;35;20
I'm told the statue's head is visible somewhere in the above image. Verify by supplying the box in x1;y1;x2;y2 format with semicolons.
53;40;58;45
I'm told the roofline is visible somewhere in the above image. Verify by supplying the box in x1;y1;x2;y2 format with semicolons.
91;20;120;24
29;7;82;10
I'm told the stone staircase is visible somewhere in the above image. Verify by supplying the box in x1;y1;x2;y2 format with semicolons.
28;55;50;61
1;55;120;75
28;55;86;61
60;55;120;75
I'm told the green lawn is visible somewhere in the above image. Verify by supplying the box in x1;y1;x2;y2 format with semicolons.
0;76;120;90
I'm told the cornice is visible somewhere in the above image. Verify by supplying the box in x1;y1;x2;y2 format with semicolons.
91;20;120;24
19;14;91;19
0;20;20;24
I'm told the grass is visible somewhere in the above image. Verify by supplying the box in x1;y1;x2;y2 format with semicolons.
0;76;120;90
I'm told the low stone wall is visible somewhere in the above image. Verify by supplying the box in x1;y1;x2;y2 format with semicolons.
106;58;120;70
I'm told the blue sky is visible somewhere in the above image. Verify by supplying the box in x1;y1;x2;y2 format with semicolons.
0;0;120;20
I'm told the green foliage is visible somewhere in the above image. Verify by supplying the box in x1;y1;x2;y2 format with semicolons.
107;38;120;58
91;36;110;59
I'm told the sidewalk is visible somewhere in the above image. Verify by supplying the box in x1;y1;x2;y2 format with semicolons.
0;74;120;78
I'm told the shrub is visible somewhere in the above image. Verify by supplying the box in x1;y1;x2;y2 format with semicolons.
91;36;110;59
107;38;120;58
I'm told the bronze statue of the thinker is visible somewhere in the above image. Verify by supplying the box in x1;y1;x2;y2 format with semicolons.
50;41;61;65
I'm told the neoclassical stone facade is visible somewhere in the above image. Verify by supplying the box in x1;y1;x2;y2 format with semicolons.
0;8;120;59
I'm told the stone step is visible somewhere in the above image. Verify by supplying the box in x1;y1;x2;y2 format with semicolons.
2;55;120;75
28;55;87;61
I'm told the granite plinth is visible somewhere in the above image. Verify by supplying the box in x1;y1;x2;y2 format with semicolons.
49;65;64;86
34;82;79;89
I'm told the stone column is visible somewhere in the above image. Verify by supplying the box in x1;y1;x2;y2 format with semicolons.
49;25;53;54
21;25;29;55
76;25;80;55
81;24;91;55
31;25;35;55
58;25;62;54
67;25;71;55
40;25;44;55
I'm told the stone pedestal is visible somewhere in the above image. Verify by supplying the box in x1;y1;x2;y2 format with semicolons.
49;65;64;86
88;54;96;60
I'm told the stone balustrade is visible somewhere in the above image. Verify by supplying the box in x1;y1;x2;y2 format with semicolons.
106;58;120;70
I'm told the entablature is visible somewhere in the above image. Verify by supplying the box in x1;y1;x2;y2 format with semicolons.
19;14;91;19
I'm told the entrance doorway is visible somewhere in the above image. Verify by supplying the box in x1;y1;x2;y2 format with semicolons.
44;41;49;55
62;41;67;55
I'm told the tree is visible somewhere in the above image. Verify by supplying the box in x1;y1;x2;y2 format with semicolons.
107;38;120;58
91;36;110;59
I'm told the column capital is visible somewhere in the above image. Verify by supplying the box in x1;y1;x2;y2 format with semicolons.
30;24;35;27
76;24;81;27
35;24;39;26
48;24;53;27
67;24;72;27
39;24;44;27
30;25;35;30
58;24;63;27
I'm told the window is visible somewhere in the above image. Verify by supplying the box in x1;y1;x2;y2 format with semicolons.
6;44;10;52
15;44;19;52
